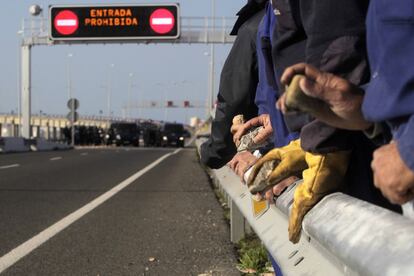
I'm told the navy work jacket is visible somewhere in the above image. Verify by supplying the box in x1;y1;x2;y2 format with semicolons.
363;0;414;171
255;3;299;147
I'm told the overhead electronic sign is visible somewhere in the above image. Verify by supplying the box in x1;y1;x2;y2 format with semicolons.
49;4;180;41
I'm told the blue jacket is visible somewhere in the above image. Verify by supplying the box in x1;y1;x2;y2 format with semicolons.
255;3;299;147
363;0;414;171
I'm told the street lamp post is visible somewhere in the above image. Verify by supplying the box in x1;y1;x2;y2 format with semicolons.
66;53;75;146
127;73;133;119
107;63;115;127
66;53;73;99
17;29;24;137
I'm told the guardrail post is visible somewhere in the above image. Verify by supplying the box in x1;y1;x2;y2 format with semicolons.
230;199;245;243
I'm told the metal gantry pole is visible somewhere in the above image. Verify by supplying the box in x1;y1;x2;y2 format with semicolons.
107;64;114;128
209;0;216;117
21;43;31;139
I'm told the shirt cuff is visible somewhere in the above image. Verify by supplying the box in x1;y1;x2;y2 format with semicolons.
257;106;268;116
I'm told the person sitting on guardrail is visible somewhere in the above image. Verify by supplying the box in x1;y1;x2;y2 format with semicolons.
200;0;267;169
275;0;414;218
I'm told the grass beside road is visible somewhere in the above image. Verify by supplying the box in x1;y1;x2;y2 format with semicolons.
236;234;274;275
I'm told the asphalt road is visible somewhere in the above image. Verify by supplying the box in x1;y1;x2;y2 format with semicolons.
0;148;239;275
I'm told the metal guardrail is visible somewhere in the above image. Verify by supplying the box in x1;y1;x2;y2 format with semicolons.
195;138;414;276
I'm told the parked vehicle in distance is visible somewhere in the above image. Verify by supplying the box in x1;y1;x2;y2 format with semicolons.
104;123;140;147
160;123;186;147
141;122;162;147
86;126;104;145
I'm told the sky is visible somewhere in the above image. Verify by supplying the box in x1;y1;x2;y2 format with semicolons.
0;0;245;124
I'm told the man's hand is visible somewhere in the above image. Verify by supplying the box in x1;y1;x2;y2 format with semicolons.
232;114;273;147
254;176;300;204
279;63;372;130
372;142;414;204
227;152;259;181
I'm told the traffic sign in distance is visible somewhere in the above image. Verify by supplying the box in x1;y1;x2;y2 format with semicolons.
54;10;79;35
150;8;175;34
67;98;80;110
49;4;180;41
67;111;79;122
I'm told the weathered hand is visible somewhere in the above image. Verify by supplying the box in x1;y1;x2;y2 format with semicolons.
372;142;414;205
227;152;259;181
280;63;372;130
233;114;272;147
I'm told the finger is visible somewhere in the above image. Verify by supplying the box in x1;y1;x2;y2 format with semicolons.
233;124;250;145
280;63;308;86
273;176;300;196
230;124;240;135
276;94;288;114
258;114;270;125
276;97;283;111
228;158;239;171
299;76;326;100
253;127;273;144
386;190;410;205
235;163;244;180
253;193;263;201
245;117;261;129
226;158;233;168
233;131;243;146
373;170;381;189
264;188;275;204
236;161;249;179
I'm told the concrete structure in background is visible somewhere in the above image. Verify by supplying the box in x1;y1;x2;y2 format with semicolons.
0;114;111;140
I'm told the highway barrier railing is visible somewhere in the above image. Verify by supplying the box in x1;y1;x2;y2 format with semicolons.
196;138;414;276
0;137;71;153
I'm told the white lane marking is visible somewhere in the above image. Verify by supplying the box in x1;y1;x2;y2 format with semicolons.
49;157;62;161
80;152;88;156
0;164;20;170
0;149;181;273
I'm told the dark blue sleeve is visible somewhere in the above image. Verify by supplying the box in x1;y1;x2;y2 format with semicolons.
363;1;414;172
254;12;270;115
396;115;414;171
363;1;414;122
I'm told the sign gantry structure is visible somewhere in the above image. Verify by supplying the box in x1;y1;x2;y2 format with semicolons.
19;4;236;138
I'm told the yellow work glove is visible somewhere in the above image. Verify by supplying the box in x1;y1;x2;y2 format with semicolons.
288;150;351;243
247;139;307;194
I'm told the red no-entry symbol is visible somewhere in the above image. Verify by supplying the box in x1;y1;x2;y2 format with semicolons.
54;10;79;35
149;9;175;34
